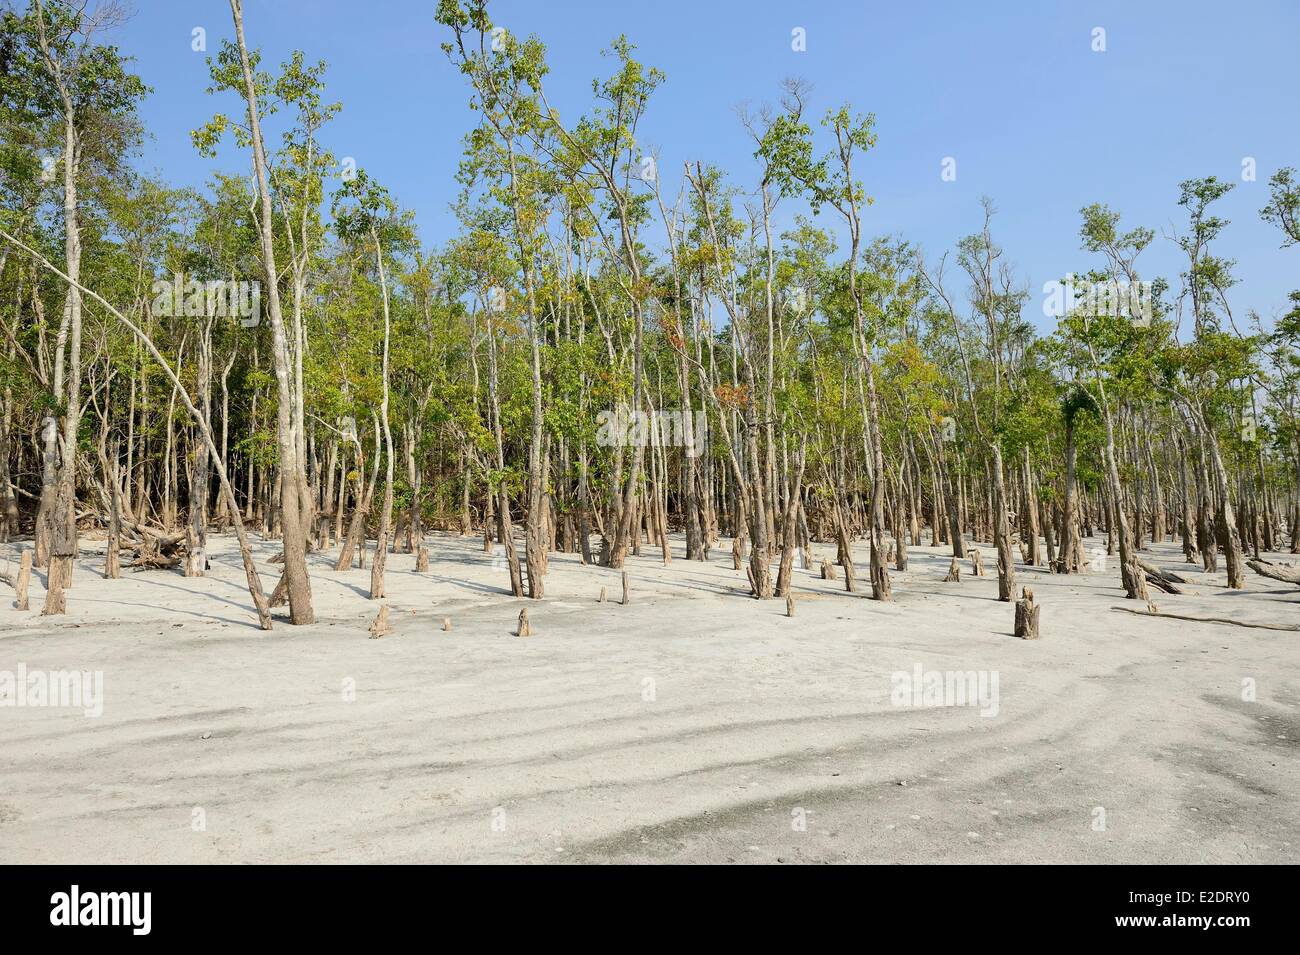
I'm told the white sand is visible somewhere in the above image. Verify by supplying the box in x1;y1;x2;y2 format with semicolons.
1;530;1296;864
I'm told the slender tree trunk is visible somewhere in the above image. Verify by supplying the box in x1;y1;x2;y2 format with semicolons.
229;0;314;623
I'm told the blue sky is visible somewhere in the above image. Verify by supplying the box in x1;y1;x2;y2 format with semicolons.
113;0;1299;330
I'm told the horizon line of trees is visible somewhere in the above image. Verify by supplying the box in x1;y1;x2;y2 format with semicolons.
2;0;1298;629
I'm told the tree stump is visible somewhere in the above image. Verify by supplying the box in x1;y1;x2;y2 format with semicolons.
967;548;984;577
598;586;607;603
15;550;32;610
1015;586;1040;640
820;558;836;580
415;545;429;572
105;535;120;580
785;594;795;617
943;557;961;582
369;605;390;639
732;536;742;570
441;617;452;632
621;571;629;606
517;608;532;637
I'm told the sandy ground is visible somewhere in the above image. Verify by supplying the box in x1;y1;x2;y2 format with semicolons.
0;527;1296;864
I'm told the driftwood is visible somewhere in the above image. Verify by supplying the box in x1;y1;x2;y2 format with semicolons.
117;508;190;570
1136;557;1192;594
1246;558;1300;586
1110;605;1300;632
114;513;185;551
1138;558;1189;584
95;498;187;566
130;553;180;571
129;536;182;571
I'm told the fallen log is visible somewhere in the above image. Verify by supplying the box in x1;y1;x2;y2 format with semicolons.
1136;558;1192;595
1138;557;1189;585
1246;558;1300;586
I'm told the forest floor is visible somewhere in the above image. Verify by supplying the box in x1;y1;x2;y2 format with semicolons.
1;529;1297;864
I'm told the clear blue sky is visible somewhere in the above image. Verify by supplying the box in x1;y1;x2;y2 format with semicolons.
113;0;1299;330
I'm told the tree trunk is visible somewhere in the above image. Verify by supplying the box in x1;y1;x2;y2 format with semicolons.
229;0;314;623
